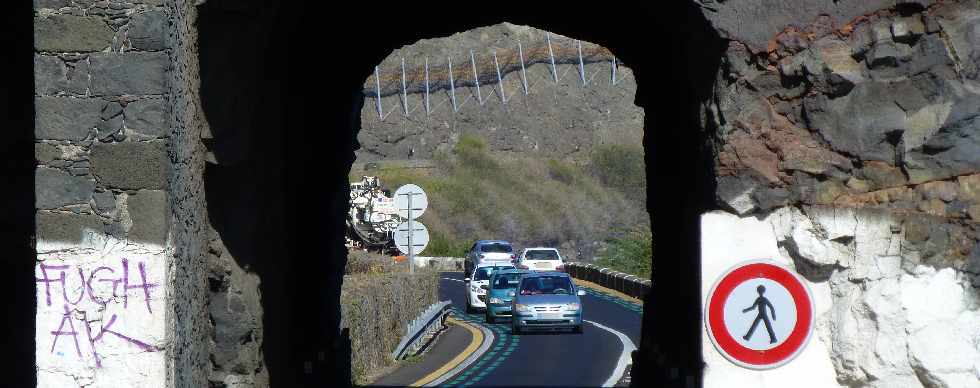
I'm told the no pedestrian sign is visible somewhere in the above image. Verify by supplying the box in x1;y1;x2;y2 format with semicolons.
705;260;814;370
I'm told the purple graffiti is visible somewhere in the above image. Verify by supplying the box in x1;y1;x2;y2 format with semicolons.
40;258;161;368
36;258;156;314
50;304;82;358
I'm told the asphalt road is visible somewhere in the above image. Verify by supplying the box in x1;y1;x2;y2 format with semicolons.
434;271;643;387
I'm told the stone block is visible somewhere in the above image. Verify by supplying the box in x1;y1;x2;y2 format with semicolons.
127;190;169;245
90;140;168;189
67;59;90;95
128;10;168;51
92;190;117;218
858;161;907;190
867;41;911;68
97;115;124;140
90;53;169;96
34;55;67;95
35;167;96;209
35;143;61;164
34;0;69;9
34;96;102;141
125;99;168;138
716;175;758;215
918;181;958;202
34;15;113;52
957;174;980;203
101;101;123;120
36;211;104;245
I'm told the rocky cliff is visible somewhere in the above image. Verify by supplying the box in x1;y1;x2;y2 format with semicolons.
356;23;643;162
700;0;980;386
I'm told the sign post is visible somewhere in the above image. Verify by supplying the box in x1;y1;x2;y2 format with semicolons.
704;259;814;370
394;184;428;273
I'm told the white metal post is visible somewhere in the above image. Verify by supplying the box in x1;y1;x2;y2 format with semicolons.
547;32;558;84
470;50;482;106
401;58;409;116
518;42;528;95
577;40;586;86
493;50;505;103
448;56;457;112
375;66;383;119
408;193;413;274
612;56;617;85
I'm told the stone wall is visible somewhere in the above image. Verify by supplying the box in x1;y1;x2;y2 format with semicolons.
33;0;175;386
166;0;211;386
699;0;980;386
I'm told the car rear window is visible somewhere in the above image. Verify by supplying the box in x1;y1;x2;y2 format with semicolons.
481;243;513;253
475;266;514;281
519;276;574;295
492;273;524;289
524;250;559;260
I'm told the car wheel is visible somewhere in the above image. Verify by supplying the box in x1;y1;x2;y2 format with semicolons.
486;312;495;324
512;324;521;335
465;299;473;314
573;325;583;334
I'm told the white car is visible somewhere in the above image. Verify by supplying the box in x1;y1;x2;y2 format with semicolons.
515;247;565;272
465;263;515;313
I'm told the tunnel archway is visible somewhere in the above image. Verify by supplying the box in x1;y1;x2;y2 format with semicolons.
196;1;724;386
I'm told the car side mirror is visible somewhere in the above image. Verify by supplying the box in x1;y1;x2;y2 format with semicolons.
577;290;586;296
508;291;516;297
464;278;471;282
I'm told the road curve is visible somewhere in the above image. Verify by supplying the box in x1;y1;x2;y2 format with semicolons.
431;271;643;387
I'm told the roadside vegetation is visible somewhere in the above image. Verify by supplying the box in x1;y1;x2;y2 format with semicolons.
341;250;438;385
350;134;651;265
594;227;653;279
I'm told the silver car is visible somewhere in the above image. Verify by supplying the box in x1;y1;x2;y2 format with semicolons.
464;240;516;275
510;272;586;334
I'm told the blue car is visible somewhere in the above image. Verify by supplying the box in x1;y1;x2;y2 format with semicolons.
484;268;533;323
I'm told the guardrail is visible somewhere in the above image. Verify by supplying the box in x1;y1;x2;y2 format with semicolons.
413;256;464;271
565;262;651;300
392;300;452;360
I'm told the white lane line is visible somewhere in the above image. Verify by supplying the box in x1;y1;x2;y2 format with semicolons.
585;319;637;388
425;320;495;387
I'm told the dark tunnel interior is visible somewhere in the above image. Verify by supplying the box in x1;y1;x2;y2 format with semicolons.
7;1;725;386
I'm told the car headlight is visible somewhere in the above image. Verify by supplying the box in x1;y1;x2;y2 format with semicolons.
565;303;581;311
489;297;503;305
515;304;532;313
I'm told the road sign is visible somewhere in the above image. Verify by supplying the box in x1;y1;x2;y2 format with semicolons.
704;259;814;370
394;184;427;219
394;221;429;256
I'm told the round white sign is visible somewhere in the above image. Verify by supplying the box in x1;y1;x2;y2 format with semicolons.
394;184;428;219
393;221;429;256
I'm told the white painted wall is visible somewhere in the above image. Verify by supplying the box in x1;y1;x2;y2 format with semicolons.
701;210;842;388
36;236;168;388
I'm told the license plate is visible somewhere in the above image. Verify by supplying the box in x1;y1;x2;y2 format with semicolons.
535;263;549;269
539;313;561;319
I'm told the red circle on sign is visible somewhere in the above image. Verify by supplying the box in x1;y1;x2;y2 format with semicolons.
705;260;814;369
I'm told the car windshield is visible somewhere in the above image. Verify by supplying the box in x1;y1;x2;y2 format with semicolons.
480;243;513;253
475;266;513;281
519;276;574;295
492;273;525;289
524;250;559;260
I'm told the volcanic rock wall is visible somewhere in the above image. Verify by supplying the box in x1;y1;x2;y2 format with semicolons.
699;0;980;386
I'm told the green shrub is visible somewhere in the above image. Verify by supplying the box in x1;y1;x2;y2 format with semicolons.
595;227;653;279
590;144;647;204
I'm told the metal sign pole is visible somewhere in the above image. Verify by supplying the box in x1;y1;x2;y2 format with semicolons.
407;192;414;274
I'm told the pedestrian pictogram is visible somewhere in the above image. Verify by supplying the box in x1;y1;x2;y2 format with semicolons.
705;260;814;370
742;285;777;343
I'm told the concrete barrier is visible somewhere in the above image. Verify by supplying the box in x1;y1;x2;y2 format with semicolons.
565;262;651;300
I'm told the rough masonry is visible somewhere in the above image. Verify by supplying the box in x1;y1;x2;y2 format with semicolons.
699;0;980;386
